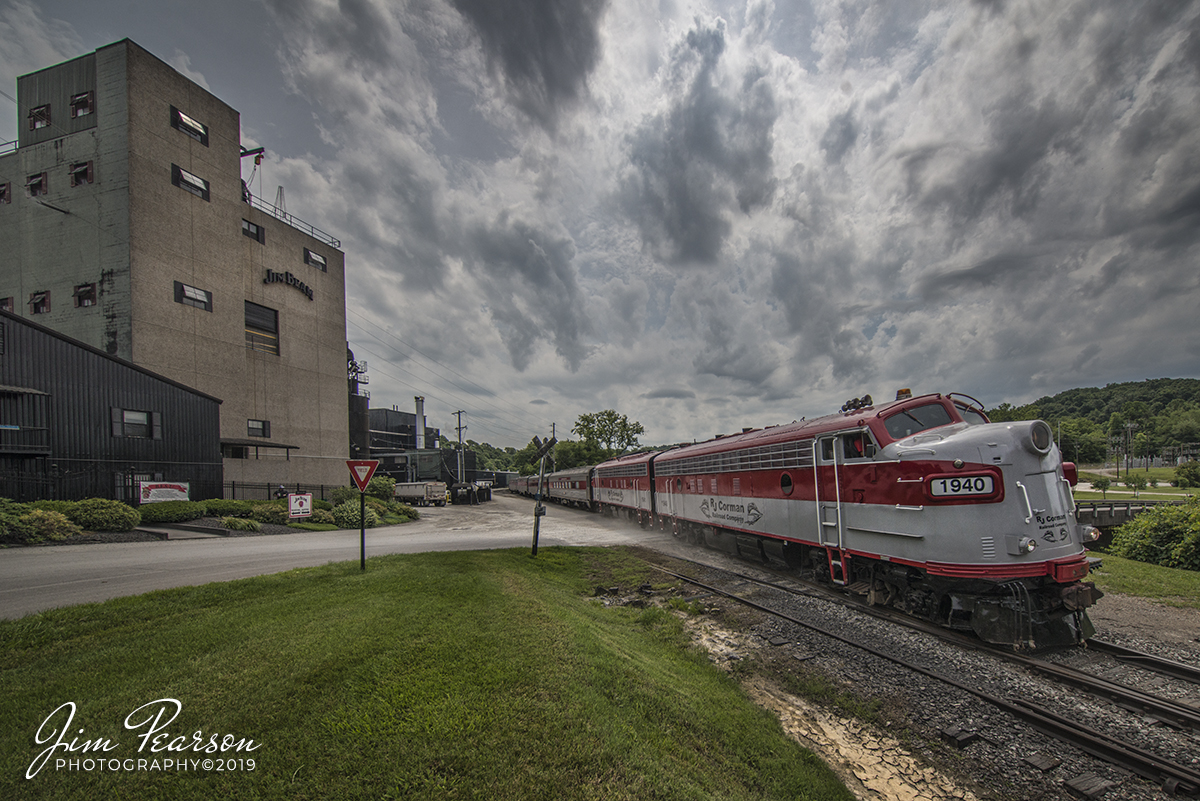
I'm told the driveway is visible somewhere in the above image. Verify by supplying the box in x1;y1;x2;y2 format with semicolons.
0;494;683;620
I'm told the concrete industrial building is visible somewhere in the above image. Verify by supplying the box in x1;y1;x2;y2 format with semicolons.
0;40;350;488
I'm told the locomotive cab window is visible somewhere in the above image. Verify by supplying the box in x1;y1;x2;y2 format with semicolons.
955;402;989;426
841;431;876;460
884;403;953;440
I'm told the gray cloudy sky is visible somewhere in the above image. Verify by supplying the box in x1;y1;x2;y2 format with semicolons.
3;0;1199;448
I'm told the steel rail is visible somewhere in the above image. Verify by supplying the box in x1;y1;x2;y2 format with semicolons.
644;560;1200;796
1087;639;1200;686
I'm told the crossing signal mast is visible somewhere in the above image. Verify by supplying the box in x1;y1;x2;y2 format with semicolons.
529;427;557;557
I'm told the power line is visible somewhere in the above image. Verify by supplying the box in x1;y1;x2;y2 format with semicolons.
346;309;547;430
349;338;541;445
346;313;547;440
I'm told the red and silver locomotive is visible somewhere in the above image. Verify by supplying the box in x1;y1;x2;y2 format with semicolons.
519;390;1103;649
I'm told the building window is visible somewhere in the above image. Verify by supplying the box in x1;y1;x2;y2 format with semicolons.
70;161;94;187
27;172;47;197
170;105;209;146
171;164;210;201
29;291;50;314
111;408;162;439
174;281;213;312
74;283;97;308
304;248;327;271
70;91;94;118
248;419;271;438
222;444;249;459
0;183;10;204
242;219;265;243
245;301;279;355
0;297;12;313
28;104;51;130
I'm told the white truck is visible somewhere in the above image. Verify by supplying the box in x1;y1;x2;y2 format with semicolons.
393;481;447;507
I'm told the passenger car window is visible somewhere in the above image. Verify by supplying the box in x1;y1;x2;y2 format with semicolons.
884;403;953;439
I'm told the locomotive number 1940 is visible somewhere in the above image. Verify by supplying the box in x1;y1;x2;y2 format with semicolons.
929;475;994;496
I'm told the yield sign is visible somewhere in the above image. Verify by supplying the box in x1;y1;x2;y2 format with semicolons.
346;459;380;492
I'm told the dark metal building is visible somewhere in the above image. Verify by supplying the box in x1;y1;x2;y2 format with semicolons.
0;309;222;501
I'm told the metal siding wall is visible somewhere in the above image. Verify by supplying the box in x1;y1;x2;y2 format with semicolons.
17;54;98;148
0;312;221;500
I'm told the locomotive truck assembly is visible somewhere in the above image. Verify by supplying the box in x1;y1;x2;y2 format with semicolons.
513;390;1104;650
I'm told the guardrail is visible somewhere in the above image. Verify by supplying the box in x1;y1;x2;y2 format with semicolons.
244;194;340;248
1075;498;1189;528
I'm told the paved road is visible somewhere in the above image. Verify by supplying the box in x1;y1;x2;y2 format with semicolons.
0;494;689;620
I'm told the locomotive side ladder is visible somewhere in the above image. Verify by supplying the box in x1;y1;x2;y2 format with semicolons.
815;435;847;586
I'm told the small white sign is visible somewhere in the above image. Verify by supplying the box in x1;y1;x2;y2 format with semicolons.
288;493;313;519
139;482;189;503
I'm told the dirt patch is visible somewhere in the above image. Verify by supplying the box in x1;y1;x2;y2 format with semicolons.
1088;591;1200;646
682;615;983;801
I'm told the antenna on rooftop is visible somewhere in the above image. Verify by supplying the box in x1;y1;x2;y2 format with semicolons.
274;185;286;213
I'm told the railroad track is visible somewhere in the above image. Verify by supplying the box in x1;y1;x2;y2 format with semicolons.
640;555;1200;797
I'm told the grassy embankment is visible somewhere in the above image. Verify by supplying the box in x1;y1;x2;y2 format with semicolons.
1088;551;1200;609
0;547;853;801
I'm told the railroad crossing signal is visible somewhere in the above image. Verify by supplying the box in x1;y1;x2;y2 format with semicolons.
532;436;557;461
346;459;379;492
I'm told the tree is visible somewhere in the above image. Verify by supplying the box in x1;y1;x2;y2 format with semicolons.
571;410;645;453
553;440;607;471
1092;477;1111;499
985;402;1040;423
1124;473;1147;498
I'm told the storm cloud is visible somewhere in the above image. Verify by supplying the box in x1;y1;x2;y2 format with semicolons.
8;0;1198;447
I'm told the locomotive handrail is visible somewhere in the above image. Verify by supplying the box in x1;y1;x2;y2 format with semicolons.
1061;477;1076;514
1015;481;1033;523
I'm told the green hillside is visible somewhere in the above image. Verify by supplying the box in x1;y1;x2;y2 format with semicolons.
986;378;1200;464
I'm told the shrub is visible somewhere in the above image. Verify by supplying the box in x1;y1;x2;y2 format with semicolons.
310;509;335;525
1110;497;1200;570
250;504;289;525
332;501;379;529
391;502;419;522
27;500;78;516
313;499;333;511
1177;460;1200;489
19;509;83;542
205;498;254;518
71;498;141;532
137;500;207;524
221;516;262;532
366;475;396;502
0;499;32;543
330;486;359;506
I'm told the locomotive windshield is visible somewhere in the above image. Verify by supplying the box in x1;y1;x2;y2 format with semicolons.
883;403;953;439
955;402;988;425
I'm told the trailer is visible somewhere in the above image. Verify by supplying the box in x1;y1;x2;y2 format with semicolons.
394;481;447;507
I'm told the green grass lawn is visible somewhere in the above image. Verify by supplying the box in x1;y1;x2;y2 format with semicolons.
1089;551;1200;608
0;548;852;801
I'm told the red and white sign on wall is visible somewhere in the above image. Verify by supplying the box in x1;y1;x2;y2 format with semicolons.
346;460;380;492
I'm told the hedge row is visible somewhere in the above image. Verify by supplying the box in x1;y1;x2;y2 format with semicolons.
1;498;141;544
1;489;417;545
1109;497;1200;571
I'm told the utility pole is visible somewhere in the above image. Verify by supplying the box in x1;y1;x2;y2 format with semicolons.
454;411;466;485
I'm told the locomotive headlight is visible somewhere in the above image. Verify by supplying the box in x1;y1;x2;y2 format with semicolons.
1083;526;1102;542
1023;421;1054;455
1019;536;1038;554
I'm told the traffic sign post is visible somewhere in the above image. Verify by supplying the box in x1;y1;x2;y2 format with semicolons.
346;460;379;571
